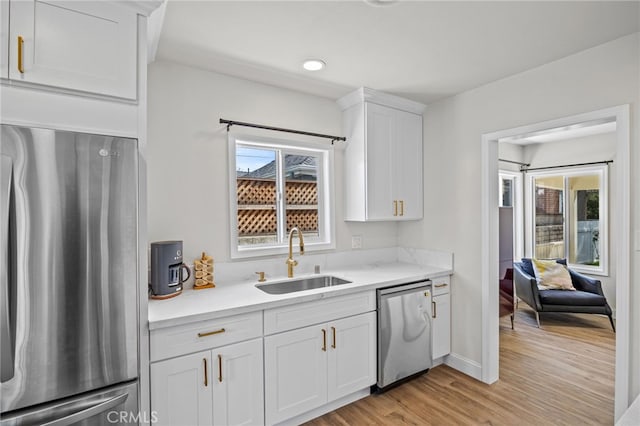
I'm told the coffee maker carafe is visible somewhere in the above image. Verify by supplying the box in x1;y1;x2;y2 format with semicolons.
150;240;190;299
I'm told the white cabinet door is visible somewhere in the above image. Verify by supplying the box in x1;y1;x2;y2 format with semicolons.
9;1;137;99
151;351;213;426
432;293;451;359
363;102;423;221
365;102;395;220
212;338;264;426
264;325;328;424
327;312;377;401
394;109;423;220
0;0;8;79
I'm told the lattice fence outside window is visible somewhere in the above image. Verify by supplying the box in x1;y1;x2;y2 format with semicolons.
237;178;318;237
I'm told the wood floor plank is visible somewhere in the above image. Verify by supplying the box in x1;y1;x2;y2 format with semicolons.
305;305;614;425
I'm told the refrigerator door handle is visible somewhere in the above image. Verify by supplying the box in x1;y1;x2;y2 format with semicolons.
41;392;128;426
1;155;15;383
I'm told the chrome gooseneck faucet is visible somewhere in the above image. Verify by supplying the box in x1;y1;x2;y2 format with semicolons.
286;227;305;278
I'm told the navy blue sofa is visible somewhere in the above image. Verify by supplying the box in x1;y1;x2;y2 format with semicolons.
513;259;615;331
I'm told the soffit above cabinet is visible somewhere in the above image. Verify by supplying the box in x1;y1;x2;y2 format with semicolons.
337;87;426;115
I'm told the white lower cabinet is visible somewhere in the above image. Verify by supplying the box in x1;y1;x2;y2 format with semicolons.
212;339;264;426
151;350;213;426
264;325;327;424
432;276;452;359
264;312;376;425
151;338;264;426
327;314;377;401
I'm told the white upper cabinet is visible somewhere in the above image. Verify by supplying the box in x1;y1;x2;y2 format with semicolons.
1;1;8;79
8;1;138;99
338;87;425;221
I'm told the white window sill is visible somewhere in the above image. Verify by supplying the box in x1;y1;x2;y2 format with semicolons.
231;241;336;260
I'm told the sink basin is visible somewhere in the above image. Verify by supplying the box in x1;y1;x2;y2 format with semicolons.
256;275;352;295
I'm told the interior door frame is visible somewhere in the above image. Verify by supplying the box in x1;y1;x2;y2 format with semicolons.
480;105;630;421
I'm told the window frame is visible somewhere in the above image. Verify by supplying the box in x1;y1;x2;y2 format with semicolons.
499;170;524;262
228;133;335;259
524;164;608;276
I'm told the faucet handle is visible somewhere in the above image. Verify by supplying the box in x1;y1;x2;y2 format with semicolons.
255;272;266;282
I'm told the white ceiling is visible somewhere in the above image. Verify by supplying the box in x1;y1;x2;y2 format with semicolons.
156;1;640;105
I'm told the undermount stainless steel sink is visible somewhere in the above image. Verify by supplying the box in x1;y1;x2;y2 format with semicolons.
256;275;352;295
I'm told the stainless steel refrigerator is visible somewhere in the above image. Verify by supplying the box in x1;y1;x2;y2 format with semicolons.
1;124;139;425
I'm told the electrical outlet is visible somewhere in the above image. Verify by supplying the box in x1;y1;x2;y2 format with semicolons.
352;235;363;249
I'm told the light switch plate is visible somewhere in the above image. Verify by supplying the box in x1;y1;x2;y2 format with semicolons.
351;235;363;249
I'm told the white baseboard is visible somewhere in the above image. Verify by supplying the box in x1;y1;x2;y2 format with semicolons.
444;352;483;381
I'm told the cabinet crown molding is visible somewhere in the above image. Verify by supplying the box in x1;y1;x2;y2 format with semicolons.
337;87;426;115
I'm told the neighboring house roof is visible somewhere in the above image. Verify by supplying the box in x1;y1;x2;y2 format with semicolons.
240;155;317;180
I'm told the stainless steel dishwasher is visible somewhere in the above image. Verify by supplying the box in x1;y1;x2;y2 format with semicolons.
376;280;433;390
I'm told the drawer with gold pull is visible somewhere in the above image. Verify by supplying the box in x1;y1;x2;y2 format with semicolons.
151;311;262;362
432;275;451;296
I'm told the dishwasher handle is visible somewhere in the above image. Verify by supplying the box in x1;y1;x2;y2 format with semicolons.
377;280;431;297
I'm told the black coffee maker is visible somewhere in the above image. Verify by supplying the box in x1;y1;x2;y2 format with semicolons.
149;240;190;299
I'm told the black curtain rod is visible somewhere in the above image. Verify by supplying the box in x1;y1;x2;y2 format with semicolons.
523;160;613;172
220;119;346;145
499;158;530;167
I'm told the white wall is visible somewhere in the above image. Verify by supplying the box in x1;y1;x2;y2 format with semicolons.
522;132;616;166
498;142;524;172
398;33;639;400
147;61;397;263
499;133;617;309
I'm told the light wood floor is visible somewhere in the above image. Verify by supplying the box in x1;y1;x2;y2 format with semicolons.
306;305;615;426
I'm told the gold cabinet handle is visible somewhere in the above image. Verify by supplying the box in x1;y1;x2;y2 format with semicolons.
321;328;327;352
331;326;336;349
435;283;448;288
432;301;437;319
400;200;404;216
218;354;223;383
17;36;24;74
203;358;208;387
198;328;225;338
393;200;398;216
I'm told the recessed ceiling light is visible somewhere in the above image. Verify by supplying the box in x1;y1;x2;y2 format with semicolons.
303;59;325;71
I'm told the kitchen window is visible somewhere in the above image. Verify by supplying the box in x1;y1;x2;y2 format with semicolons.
228;134;334;258
525;164;608;275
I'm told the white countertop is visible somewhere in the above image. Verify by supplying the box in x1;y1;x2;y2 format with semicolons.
148;262;452;330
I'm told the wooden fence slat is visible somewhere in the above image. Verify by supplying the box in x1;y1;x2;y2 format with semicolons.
236;178;318;236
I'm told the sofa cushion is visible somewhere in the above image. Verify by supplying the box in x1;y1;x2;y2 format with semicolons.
521;258;535;276
539;289;607;306
532;259;575;291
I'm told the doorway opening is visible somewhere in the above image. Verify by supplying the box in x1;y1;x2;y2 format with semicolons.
480;105;630;421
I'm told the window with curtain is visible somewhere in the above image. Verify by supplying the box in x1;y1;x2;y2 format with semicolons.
526;164;608;275
228;134;334;258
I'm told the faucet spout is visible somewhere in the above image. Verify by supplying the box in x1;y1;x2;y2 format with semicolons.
286;227;305;278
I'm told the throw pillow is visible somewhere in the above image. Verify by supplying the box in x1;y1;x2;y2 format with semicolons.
531;259;575;291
